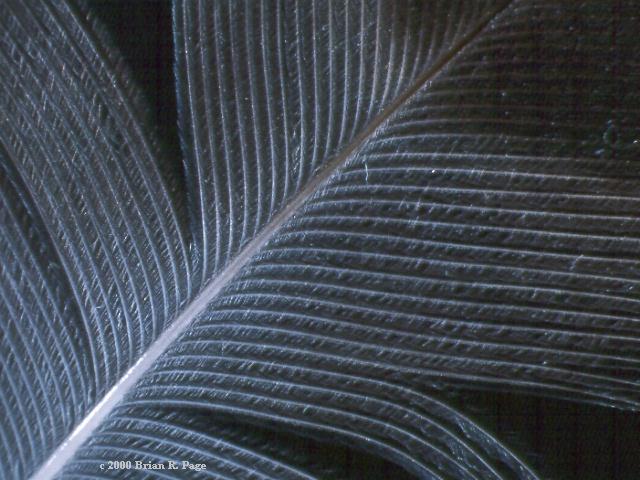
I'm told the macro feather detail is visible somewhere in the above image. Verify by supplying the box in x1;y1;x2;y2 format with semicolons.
0;0;193;477
174;0;509;286
0;0;638;479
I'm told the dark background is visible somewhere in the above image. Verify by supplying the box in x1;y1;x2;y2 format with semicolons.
88;1;640;478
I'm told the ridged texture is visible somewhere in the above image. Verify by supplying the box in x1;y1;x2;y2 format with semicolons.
63;0;640;478
64;394;536;479
61;407;348;480
2;0;640;478
0;0;192;477
0;160;90;479
175;0;507;285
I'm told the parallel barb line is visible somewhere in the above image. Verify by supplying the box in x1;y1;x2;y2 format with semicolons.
31;2;512;478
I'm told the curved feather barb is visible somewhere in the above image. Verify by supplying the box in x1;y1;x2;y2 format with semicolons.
0;0;638;478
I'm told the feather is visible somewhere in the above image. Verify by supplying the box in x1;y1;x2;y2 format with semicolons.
0;0;638;479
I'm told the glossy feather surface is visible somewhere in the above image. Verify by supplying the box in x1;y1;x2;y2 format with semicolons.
0;0;638;479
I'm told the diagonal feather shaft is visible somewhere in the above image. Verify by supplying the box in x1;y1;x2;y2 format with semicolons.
30;3;514;478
